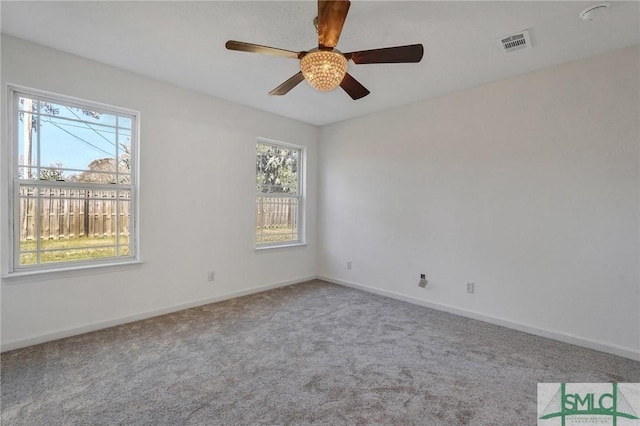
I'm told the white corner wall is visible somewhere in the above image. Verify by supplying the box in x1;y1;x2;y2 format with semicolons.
1;35;319;350
318;46;640;360
2;35;638;361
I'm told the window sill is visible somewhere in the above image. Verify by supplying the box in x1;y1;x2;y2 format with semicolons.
2;260;143;281
255;242;307;251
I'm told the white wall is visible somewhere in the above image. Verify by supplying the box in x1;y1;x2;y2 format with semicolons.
2;35;638;360
1;35;319;350
318;46;640;359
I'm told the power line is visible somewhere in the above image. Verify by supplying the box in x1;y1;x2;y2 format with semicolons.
64;106;116;147
42;119;120;135
43;119;113;157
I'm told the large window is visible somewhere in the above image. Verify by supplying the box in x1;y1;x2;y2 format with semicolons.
7;86;138;274
256;139;303;247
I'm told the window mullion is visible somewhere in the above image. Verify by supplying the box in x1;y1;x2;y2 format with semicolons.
36;101;41;179
13;182;20;270
259;196;264;244
115;191;120;254
35;102;42;264
115;116;120;185
115;117;120;253
35;189;41;265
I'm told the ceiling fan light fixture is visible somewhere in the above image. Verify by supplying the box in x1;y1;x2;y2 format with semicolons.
300;49;348;92
225;1;423;99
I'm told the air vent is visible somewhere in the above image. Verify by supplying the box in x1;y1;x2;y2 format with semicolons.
498;30;532;54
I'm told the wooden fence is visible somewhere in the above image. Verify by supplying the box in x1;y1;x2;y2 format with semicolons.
256;197;297;228
19;187;130;241
19;189;293;241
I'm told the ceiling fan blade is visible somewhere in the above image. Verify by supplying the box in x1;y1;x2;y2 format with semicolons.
225;40;304;59
346;44;424;64
269;72;305;96
340;73;370;100
317;0;351;49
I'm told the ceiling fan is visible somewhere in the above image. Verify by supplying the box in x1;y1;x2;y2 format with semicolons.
225;0;424;100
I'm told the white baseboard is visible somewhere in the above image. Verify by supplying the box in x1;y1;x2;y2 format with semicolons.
319;275;640;362
1;276;316;352
5;274;638;361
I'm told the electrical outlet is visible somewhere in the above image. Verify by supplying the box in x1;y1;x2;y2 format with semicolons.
418;274;427;288
466;282;474;293
208;271;216;282
347;261;352;270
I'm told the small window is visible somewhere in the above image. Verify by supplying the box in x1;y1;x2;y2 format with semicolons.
256;139;303;247
7;86;139;274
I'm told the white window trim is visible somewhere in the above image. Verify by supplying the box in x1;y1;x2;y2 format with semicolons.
3;84;141;277
255;137;306;249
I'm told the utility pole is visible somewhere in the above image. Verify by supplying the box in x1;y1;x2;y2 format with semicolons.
22;98;33;179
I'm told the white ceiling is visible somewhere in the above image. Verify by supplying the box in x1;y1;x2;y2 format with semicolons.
2;1;639;126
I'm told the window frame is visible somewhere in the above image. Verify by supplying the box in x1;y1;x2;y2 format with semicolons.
4;84;141;276
255;137;305;249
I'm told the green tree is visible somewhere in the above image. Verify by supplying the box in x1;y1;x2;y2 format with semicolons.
256;144;298;194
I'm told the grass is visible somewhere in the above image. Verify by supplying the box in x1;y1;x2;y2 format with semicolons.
20;235;130;265
20;229;292;265
256;226;298;244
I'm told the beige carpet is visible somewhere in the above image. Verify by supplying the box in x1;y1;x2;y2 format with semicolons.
2;280;638;425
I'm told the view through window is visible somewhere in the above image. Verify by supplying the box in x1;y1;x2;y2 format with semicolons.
10;88;138;272
256;140;302;246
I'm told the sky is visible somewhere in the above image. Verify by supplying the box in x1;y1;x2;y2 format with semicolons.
18;97;132;176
